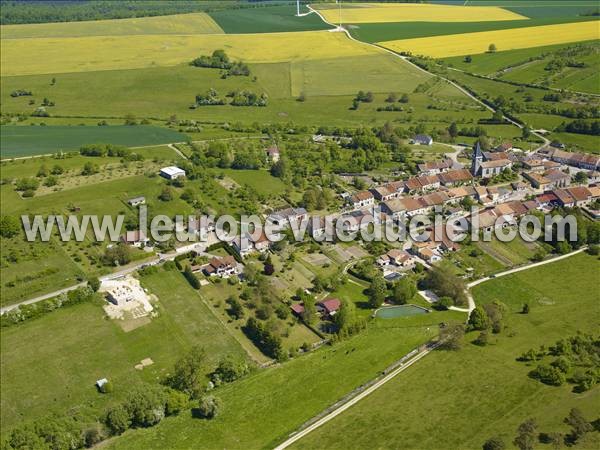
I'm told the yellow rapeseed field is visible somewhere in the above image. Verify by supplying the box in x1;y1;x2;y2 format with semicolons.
0;31;383;76
314;3;527;23
0;13;224;39
378;21;600;58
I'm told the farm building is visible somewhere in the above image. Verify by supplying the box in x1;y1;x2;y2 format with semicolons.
159;166;186;180
127;196;146;207
411;134;433;146
120;230;149;247
316;298;341;317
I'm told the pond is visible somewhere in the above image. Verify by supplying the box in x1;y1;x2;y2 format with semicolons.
374;304;429;319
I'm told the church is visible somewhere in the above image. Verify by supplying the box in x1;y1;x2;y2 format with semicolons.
471;141;513;179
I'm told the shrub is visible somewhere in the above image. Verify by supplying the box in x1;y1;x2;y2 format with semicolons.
197;395;221;419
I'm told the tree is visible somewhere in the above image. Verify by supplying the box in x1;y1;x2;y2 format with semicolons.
88;276;101;292
197;395;221;419
473;330;490;346
522;126;532;139
105;404;131;435
399;93;410;103
522;303;530;314
393;278;416;305
468;305;490;331
81;162;99;176
165;388;189;416
448;122;459;138
165;346;206;398
226;296;244;320
423;265;467;306
211;356;249;384
564;408;592;442
301;293;317;325
438;324;465;351
513;418;537;450
464;55;473;63
0;215;20;238
334;298;357;334
385;92;397;103
369;274;387;308
488;43;497;53
483;436;505;450
297;91;306;102
159;187;174;202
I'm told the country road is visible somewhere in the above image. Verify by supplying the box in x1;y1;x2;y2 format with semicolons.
273;342;438;450
0;241;209;314
274;247;588;448
308;6;550;153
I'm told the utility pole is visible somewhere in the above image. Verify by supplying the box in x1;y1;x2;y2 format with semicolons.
296;0;300;17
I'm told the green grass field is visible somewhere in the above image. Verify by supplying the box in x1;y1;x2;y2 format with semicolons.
0;13;224;39
209;5;331;34
443;40;600;95
211;168;287;196
289;253;600;450
0;268;246;434
105;312;467;450
349;16;596;44
0;125;188;158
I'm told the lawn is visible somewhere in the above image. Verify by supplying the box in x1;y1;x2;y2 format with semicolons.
105;319;449;450
378;20;599;58
211;168;287;197
0;12;224;39
209;4;331;34
0;268;246;435
0;125;188;158
290;253;600;450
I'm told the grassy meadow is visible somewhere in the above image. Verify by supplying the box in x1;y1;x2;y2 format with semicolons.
290;253;600;450
209;4;331;33
0;268;247;434
378;20;600;58
105;311;467;450
0;13;224;39
0;125;188;158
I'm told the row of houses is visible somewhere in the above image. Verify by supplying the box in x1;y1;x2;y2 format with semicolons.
540;148;600;171
349;169;474;210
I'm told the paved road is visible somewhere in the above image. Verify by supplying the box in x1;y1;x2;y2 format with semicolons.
273;342;438;450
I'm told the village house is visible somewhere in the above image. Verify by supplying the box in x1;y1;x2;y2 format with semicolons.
546;148;600;171
203;255;238;278
412;241;442;264
411;134;433;146
231;234;255;257
370;185;398;201
417;159;453;175
159;166;186;180
316;298;341;317
127;196;146;207
349;190;375;209
494;142;513;153
253;231;271;253
524;170;570;190
265;146;280;162
404;174;440;193
120;230;149;248
437;168;473;187
268;207;309;228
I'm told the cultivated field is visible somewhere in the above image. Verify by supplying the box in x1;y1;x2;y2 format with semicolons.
378;20;600;58
0;13;224;39
208;4;330;34
0;125;187;158
290;253;600;449
0;31;384;76
314;3;527;23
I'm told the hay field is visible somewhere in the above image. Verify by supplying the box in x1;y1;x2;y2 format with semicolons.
314;3;527;23
0;13;224;39
378;20;600;58
1;31;382;76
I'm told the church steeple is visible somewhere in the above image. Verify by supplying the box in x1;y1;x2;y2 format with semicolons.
471;140;483;176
